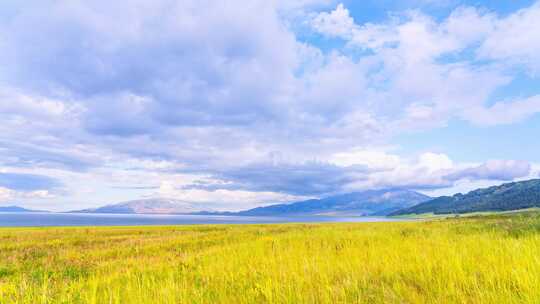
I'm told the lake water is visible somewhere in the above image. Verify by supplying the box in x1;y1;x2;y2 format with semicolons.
0;212;402;227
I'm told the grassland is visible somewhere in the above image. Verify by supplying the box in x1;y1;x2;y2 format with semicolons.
1;212;540;303
390;207;540;219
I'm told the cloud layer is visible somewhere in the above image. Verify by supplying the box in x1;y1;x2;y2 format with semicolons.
0;1;539;210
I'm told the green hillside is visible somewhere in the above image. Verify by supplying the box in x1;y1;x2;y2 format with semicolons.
391;179;540;215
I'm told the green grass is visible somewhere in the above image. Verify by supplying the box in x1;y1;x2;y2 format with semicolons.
2;212;540;303
391;207;540;219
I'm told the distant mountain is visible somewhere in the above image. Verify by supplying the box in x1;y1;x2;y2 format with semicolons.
233;189;431;216
391;179;540;216
72;198;203;214
70;190;430;217
0;205;46;213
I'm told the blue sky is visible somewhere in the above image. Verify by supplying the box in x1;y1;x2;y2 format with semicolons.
0;0;539;211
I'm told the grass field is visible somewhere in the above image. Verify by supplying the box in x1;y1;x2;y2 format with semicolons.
1;212;540;303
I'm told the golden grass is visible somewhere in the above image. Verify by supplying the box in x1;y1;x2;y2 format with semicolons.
1;212;540;303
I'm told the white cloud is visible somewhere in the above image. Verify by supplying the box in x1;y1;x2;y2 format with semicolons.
0;88;76;118
478;2;540;73
311;3;355;38
149;180;307;211
310;3;540;128
417;152;454;173
446;160;531;181
336;149;530;193
530;163;540;180
0;187;13;202
463;95;540;126
0;186;55;203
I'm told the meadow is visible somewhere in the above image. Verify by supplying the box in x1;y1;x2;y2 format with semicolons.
1;212;540;303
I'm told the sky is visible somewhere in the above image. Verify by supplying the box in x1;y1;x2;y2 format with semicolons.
1;0;540;211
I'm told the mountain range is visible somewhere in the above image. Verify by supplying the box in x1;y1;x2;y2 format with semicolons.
70;189;430;216
71;199;203;214
0;206;45;213
5;179;540;216
231;189;430;216
391;179;540;215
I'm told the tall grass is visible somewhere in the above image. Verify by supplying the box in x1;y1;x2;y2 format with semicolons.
1;212;540;303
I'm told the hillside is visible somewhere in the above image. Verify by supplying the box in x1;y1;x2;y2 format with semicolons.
72;198;202;214
0;206;45;213
235;189;430;216
391;179;540;215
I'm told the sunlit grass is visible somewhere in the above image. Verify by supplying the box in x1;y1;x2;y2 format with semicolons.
1;212;540;303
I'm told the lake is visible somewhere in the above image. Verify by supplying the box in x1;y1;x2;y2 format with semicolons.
0;212;403;227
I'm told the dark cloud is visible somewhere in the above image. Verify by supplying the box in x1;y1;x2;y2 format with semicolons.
0;173;61;191
0;140;100;171
183;162;371;196
0;1;298;135
0;0;382;181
